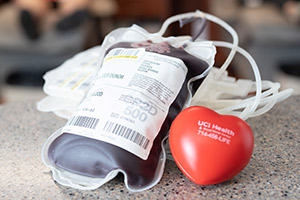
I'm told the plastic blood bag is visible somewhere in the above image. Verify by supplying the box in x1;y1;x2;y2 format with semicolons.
43;38;215;191
37;46;101;119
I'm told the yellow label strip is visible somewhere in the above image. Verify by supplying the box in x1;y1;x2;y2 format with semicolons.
105;56;138;61
71;72;92;90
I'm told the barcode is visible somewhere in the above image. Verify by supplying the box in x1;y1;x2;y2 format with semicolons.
105;48;140;61
103;121;150;150
67;116;100;129
111;48;140;57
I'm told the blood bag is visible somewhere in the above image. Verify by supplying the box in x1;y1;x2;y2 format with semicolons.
42;15;216;192
37;46;101;118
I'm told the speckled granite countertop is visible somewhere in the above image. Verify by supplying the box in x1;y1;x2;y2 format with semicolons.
0;96;299;199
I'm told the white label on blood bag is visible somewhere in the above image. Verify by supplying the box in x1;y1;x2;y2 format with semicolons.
49;58;98;93
62;47;187;160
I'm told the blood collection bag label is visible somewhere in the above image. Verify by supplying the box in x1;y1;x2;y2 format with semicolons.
50;58;98;93
62;48;187;160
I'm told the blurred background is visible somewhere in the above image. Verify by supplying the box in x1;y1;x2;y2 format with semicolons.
0;0;299;104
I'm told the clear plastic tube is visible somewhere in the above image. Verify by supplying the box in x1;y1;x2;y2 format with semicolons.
155;11;293;120
156;10;239;79
205;41;262;120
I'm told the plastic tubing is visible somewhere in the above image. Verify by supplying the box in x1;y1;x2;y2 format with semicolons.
211;41;262;120
156;11;293;119
233;81;279;107
156;10;239;79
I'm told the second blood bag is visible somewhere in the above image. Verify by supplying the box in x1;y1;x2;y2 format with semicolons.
42;18;216;191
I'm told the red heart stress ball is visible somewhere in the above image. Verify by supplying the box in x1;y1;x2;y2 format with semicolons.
169;106;254;185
